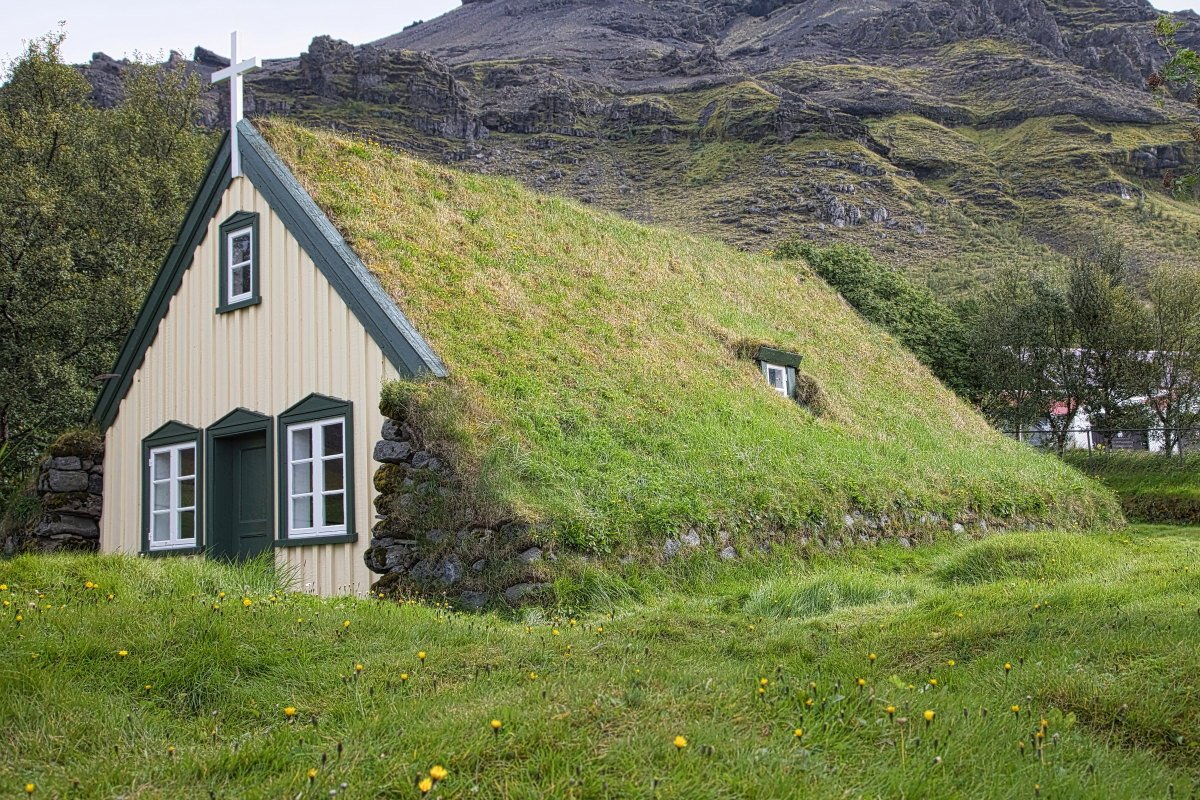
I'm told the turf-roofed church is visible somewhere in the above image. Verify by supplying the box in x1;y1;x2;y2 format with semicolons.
93;65;1116;602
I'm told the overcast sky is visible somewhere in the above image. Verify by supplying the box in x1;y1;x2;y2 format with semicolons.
3;0;1198;66
2;1;460;65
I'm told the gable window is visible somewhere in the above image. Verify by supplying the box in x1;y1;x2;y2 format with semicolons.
142;422;202;554
217;211;261;313
277;394;357;546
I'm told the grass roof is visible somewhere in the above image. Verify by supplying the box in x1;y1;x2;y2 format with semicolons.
258;119;1119;551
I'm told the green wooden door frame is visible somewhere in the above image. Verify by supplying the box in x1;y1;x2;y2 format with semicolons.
205;408;274;561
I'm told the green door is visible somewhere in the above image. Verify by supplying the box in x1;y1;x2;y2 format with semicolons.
210;431;272;561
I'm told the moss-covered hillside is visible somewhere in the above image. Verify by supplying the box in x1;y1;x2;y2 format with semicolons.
260;119;1118;551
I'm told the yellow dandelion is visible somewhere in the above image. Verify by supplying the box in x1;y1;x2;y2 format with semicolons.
355;663;364;673
400;673;409;682
84;581;95;590
0;584;7;591
417;651;426;662
923;709;935;723
144;684;153;691
1011;705;1020;714
343;620;351;629
857;678;867;687
793;728;803;738
118;650;128;657
868;652;877;662
552;629;560;636
167;745;176;756
885;705;896;719
307;768;318;780
529;671;538;681
947;659;956;667
429;765;448;781
491;719;503;732
674;735;688;749
1004;662;1012;672
14;614;23;622
418;777;433;793
242;598;252;608
759;678;769;687
596;626;604;633
24;784;35;794
284;706;297;718
218;591;225;599
928;678;938;686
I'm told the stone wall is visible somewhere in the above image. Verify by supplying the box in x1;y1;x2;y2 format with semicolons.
6;433;104;554
362;412;552;609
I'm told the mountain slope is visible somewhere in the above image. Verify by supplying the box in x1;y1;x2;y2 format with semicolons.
82;0;1200;294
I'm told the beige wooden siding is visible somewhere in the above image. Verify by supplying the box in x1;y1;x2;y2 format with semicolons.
101;176;400;596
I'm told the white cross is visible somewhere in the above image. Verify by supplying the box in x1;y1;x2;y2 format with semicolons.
211;31;261;178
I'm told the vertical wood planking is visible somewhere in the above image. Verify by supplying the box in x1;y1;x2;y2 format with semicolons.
101;176;398;596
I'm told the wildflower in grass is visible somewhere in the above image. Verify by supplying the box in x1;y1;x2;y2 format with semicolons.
805;697;814;708
793;728;803;739
1011;705;1020;716
868;652;876;662
106;594;114;602
1004;662;1013;675
757;686;765;697
308;768;318;781
400;673;409;682
418;777;433;793
24;784;34;794
857;678;866;689
932;755;942;765
418;651;426;662
212;603;221;611
947;660;956;667
491;719;503;734
429;765;448;781
748;624;755;631
84;581;95;590
14;614;22;622
596;626;604;634
297;618;305;624
118;650;128;657
886;705;896;721
355;663;364;674
343;620;351;629
284;707;297;718
242;598;252;608
923;709;935;725
167;745;176;756
928;679;938;687
674;735;688;749
552;629;560;636
218;591;225;599
760;678;769;687
528;672;538;681
0;584;7;591
569;618;577;626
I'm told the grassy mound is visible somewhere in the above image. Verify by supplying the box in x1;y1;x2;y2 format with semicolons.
2;525;1198;797
1065;452;1200;524
259;119;1118;551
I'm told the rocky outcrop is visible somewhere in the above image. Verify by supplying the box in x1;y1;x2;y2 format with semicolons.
363;407;551;608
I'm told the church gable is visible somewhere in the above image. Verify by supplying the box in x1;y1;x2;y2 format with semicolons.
92;121;446;431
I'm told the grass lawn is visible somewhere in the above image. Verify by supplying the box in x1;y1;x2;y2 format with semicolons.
1064;452;1200;524
2;525;1198;798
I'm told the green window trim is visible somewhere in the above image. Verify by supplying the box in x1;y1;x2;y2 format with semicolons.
141;421;203;556
217;210;261;313
276;394;357;547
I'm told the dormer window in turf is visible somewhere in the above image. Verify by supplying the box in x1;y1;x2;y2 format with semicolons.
755;346;803;401
218;211;260;313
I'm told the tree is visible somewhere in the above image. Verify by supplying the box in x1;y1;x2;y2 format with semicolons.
971;267;1086;453
1150;15;1200;195
1066;236;1151;442
0;29;215;498
1143;265;1200;451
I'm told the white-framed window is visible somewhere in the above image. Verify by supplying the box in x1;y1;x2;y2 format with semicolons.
763;362;789;396
286;417;347;537
226;226;254;304
148;442;197;550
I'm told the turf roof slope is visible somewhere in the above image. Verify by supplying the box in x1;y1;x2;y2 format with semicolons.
257;119;1120;552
